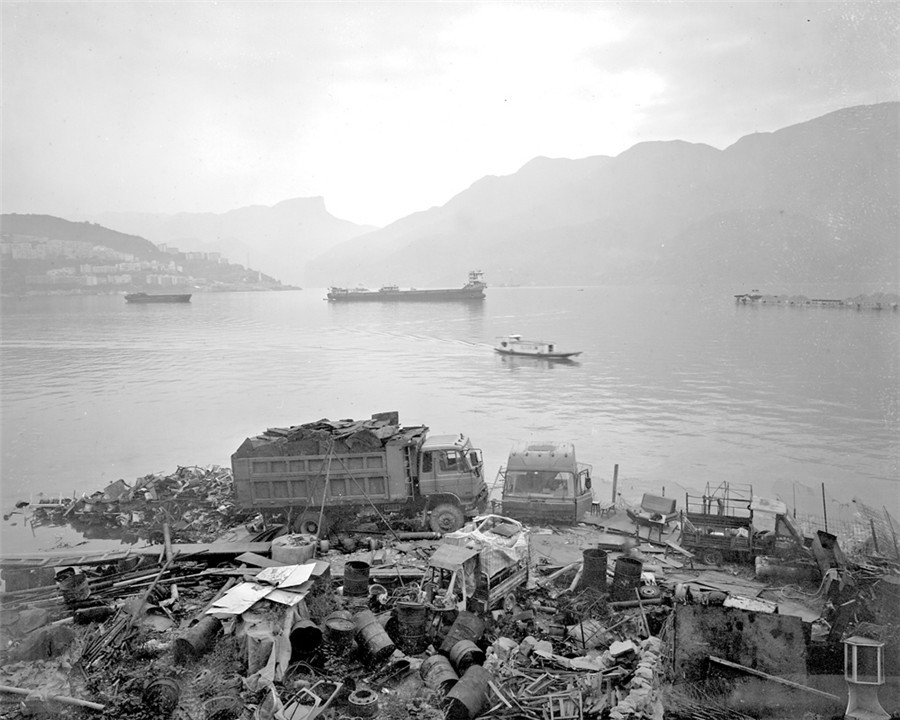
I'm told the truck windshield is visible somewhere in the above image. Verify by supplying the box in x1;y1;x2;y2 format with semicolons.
505;471;576;498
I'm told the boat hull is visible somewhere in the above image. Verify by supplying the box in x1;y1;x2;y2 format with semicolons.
327;288;485;302
495;348;581;359
125;293;192;304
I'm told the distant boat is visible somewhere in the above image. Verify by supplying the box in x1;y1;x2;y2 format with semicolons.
125;293;192;304
734;289;763;304
494;334;582;359
326;270;486;302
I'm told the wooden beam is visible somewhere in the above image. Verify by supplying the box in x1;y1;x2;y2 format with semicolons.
708;656;841;702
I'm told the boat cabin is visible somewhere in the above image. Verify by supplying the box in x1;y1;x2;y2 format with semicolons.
496;335;556;354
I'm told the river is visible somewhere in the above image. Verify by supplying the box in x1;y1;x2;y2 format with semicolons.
1;284;897;554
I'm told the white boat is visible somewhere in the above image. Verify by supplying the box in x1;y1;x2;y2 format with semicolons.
494;335;582;359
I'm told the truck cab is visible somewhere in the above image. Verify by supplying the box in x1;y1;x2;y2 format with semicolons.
417;433;487;532
499;441;593;524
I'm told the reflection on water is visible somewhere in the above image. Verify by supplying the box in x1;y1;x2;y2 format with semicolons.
1;285;898;553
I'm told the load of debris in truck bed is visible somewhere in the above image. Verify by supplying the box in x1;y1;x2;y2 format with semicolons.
232;415;426;458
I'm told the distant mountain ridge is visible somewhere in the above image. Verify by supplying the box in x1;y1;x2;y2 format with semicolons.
0;214;166;260
10;102;899;290
96;197;375;287
0;214;285;294
306;102;899;288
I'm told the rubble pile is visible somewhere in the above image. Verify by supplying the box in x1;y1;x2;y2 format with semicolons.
3;470;900;719
12;466;252;545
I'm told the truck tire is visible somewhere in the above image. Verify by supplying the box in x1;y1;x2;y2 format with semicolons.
429;503;465;534
702;549;724;566
293;513;330;537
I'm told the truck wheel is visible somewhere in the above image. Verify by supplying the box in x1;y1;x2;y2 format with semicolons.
293;514;330;537
429;503;465;534
503;593;517;613
702;549;724;566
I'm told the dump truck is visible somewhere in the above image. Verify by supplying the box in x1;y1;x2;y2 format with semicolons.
421;514;530;614
231;412;487;535
497;440;593;524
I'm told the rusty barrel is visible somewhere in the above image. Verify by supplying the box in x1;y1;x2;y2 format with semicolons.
611;557;643;601
173;616;222;664
56;568;91;609
354;609;395;664
439;611;485;655
142;677;181;717
420;654;459;695
289;619;322;661
323;611;356;655
395;601;428;654
444;665;491;720
344;560;371;597
448;639;485;675
580;548;608;591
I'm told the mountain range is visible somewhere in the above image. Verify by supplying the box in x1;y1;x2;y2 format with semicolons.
304;102;899;288
96;197;373;288
11;102;900;290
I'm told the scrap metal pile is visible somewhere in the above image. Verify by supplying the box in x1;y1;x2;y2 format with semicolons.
3;469;899;719
0;523;671;720
10;465;252;545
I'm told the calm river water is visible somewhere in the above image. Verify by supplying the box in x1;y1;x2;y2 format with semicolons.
1;284;898;554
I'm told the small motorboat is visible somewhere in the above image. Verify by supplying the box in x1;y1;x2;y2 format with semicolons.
494;335;582;359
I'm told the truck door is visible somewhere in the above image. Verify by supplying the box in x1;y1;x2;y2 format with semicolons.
574;469;593;519
419;449;468;496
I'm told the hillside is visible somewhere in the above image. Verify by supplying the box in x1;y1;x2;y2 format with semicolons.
0;214;286;295
96;197;375;288
305;102;900;288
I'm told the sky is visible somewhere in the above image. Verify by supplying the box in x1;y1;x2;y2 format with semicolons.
1;2;897;228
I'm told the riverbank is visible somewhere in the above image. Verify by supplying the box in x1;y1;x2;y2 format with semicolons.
3;464;899;718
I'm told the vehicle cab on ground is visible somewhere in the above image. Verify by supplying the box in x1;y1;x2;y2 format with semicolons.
422;514;529;614
498;440;593;524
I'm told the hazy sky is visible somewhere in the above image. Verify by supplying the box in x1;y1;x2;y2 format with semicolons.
2;2;897;227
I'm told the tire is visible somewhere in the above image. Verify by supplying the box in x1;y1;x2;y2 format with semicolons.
503;593;517;613
429;503;465;534
702;549;724;566
293;513;330;537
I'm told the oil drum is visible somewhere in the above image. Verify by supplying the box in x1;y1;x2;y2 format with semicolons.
420;654;459;695
439;611;484;654
448;639;485;674
444;665;490;720
394;602;428;654
611;556;643;601
580;548;608;590
354;609;395;664
343;560;371;597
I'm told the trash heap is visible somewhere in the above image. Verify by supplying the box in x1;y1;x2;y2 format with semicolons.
3;471;899;719
11;465;251;545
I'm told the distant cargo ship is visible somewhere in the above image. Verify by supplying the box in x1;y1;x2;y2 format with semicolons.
326;270;486;302
125;293;192;304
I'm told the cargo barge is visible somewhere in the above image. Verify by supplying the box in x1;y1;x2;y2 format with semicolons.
326;270;486;302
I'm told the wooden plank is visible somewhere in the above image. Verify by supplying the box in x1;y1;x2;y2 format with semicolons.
708;656;840;702
664;539;695;558
235;552;282;568
0;542;272;567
